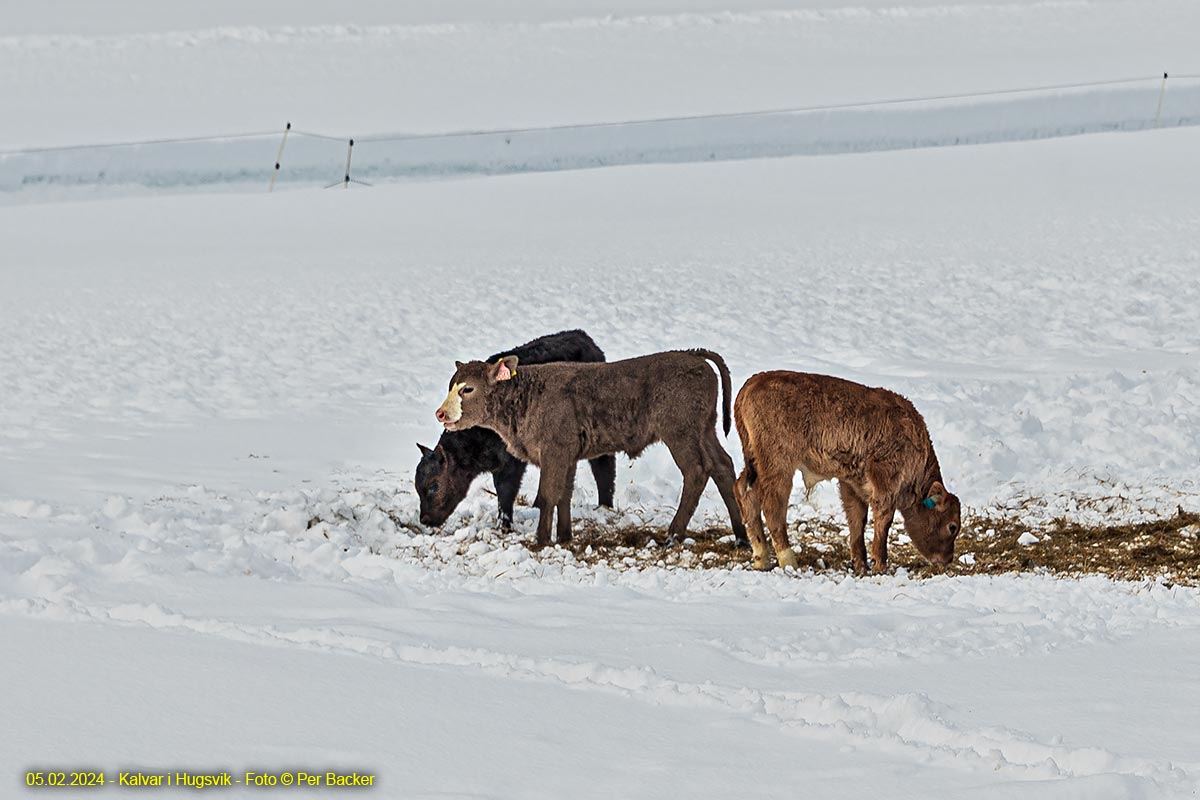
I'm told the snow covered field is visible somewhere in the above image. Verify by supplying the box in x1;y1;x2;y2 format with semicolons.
4;1;1200;798
5;0;1200;195
5;0;1200;148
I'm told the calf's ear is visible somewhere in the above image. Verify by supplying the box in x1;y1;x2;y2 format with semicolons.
491;355;519;383
455;360;465;370
417;443;434;458
923;481;947;510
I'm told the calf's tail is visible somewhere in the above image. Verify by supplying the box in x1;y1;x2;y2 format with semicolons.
732;388;757;487
743;452;758;488
689;349;733;436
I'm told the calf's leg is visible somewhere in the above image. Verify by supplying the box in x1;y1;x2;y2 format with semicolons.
556;462;577;543
839;482;869;575
704;431;749;547
758;476;798;570
869;499;896;573
735;474;771;570
665;439;708;540
533;460;570;547
493;456;527;531
587;454;617;509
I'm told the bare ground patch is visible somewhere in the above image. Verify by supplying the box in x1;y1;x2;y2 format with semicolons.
555;507;1200;585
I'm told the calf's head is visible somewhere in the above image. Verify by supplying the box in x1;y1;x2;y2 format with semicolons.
904;481;962;566
435;356;518;432
414;443;475;527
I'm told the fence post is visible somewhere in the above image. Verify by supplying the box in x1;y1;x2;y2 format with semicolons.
324;138;370;189
268;122;291;192
1154;72;1168;128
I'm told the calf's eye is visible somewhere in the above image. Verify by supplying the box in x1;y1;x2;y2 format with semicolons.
461;387;474;395
949;524;959;535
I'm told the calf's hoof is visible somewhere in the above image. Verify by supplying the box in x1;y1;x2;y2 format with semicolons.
852;560;868;576
871;562;889;575
751;551;771;571
776;548;799;571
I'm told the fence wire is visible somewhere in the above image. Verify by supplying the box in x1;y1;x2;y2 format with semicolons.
1;71;1197;196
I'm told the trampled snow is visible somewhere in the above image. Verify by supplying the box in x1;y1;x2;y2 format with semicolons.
3;1;1200;797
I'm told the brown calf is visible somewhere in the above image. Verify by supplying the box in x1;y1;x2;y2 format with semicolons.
436;350;748;548
733;371;961;573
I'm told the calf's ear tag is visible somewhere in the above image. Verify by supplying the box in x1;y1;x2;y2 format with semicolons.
923;497;937;509
492;355;518;383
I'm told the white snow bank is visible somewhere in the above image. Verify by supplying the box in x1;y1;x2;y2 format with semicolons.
6;79;1199;197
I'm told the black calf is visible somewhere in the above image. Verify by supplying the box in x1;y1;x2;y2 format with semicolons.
416;330;617;529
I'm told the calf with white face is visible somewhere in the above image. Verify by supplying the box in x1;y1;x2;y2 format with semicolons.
418;330;616;531
436;351;749;548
